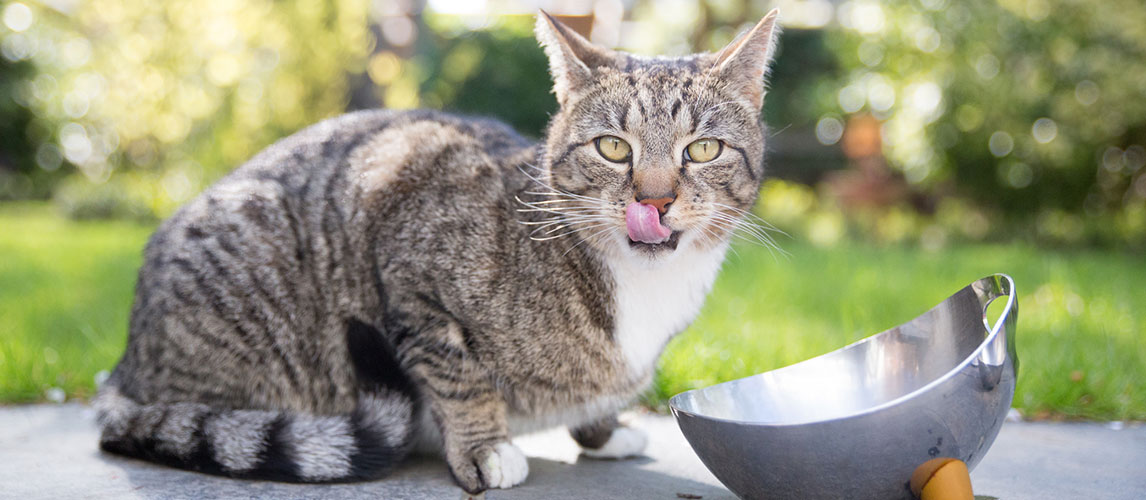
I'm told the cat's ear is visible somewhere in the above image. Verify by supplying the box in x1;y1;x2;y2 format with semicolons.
535;10;619;105
712;9;781;109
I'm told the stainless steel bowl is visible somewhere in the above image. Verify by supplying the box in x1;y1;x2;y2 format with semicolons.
670;274;1018;500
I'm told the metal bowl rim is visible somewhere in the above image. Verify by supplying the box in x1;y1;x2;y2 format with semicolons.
668;273;1016;427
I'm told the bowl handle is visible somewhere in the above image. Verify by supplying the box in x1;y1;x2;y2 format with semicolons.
973;274;1018;390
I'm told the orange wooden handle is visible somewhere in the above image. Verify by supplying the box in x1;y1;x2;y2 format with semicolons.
910;458;973;500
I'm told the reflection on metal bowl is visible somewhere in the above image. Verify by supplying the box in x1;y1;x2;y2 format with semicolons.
671;274;1018;500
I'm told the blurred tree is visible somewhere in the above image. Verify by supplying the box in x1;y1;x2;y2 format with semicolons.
3;0;1144;247
368;14;557;137
3;0;373;216
824;0;1146;221
425;20;557;137
0;53;47;199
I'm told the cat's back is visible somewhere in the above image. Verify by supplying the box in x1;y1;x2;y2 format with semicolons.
119;108;536;407
145;109;534;293
220;108;533;197
332;109;536;204
138;108;537;302
152;108;534;244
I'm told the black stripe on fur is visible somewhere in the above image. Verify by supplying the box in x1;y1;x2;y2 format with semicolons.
346;405;410;480
100;407;230;478
248;414;302;481
346;317;416;396
98;393;414;483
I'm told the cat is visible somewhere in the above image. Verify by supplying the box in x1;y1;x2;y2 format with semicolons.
93;9;781;493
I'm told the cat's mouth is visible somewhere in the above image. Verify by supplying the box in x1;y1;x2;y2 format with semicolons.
628;230;681;253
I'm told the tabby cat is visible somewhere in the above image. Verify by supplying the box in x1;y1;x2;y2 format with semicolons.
94;10;781;493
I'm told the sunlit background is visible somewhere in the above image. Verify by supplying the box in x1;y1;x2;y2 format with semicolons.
1;0;1144;419
3;0;1145;246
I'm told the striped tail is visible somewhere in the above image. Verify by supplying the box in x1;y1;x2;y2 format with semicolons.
93;386;415;482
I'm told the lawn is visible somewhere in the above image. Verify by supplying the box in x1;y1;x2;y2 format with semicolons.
0;203;153;402
2;203;1142;420
657;235;1146;421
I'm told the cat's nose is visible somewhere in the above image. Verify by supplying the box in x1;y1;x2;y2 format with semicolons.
637;194;675;215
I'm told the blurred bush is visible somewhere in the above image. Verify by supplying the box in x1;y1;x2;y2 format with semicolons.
1;0;373;216
819;0;1146;229
0;48;51;199
52;175;154;221
1;0;1144;248
757;177;1146;251
625;0;1146;249
369;14;556;136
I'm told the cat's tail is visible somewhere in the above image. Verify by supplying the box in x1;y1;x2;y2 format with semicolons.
92;385;416;482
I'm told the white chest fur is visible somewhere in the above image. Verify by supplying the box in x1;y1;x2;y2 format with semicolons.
607;241;728;378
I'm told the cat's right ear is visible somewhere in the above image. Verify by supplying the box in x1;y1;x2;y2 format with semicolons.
535;11;618;105
711;9;781;110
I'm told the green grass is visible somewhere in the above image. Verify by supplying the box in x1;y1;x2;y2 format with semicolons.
2;202;1143;420
0;203;153;402
655;238;1146;421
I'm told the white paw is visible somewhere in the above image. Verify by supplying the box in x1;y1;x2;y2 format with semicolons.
481;442;529;489
582;426;648;459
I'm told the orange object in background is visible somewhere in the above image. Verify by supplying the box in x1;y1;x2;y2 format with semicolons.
910;458;974;500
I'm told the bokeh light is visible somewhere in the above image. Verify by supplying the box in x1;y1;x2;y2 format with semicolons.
0;0;1141;249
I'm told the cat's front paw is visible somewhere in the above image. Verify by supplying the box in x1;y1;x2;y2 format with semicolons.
581;426;648;459
448;441;529;493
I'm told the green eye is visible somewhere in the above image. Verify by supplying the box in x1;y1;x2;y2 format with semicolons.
595;135;632;163
686;138;722;163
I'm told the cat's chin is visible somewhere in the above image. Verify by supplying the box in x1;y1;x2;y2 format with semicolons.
626;230;682;256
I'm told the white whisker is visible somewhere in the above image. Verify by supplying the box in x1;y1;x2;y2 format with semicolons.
709;214;780;246
712;202;786;234
768;123;792;138
708;210;784;245
517;163;611;205
538;218;612;235
515;194;595;202
562;226;619;258
516;207;604;214
707;212;789;259
518;215;609;226
529;221;614;241
712;220;782;251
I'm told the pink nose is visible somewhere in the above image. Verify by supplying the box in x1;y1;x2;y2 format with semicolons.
637;196;674;215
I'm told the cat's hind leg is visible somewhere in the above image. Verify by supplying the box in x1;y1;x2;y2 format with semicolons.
403;321;528;493
571;414;648;459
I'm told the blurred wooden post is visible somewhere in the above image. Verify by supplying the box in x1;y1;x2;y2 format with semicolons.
841;114;882;160
551;14;595;39
827;114;910;209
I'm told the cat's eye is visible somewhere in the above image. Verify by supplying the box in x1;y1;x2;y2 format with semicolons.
685;138;722;163
595;136;632;163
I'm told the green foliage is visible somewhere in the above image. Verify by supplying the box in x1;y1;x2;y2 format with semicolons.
3;0;374;215
755;178;1146;250
0;203;152;402
0;53;52;199
3;204;1143;421
52;175;155;221
823;0;1146;217
5;0;1145;237
405;15;557;137
655;239;1146;421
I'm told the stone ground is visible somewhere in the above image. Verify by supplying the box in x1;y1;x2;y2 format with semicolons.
0;404;1142;499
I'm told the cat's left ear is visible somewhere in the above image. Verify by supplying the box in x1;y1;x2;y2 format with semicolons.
535;10;621;105
712;9;781;109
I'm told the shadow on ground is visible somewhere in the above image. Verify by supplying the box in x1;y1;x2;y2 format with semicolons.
0;404;733;499
2;404;1143;499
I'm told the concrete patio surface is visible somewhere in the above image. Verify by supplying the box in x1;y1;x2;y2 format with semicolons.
0;404;1142;499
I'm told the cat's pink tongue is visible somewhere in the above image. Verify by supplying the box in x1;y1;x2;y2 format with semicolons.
625;202;673;244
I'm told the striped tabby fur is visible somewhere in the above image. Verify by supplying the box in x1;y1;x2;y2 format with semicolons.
94;11;781;493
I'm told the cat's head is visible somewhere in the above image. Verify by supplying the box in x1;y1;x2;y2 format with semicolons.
530;10;780;264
